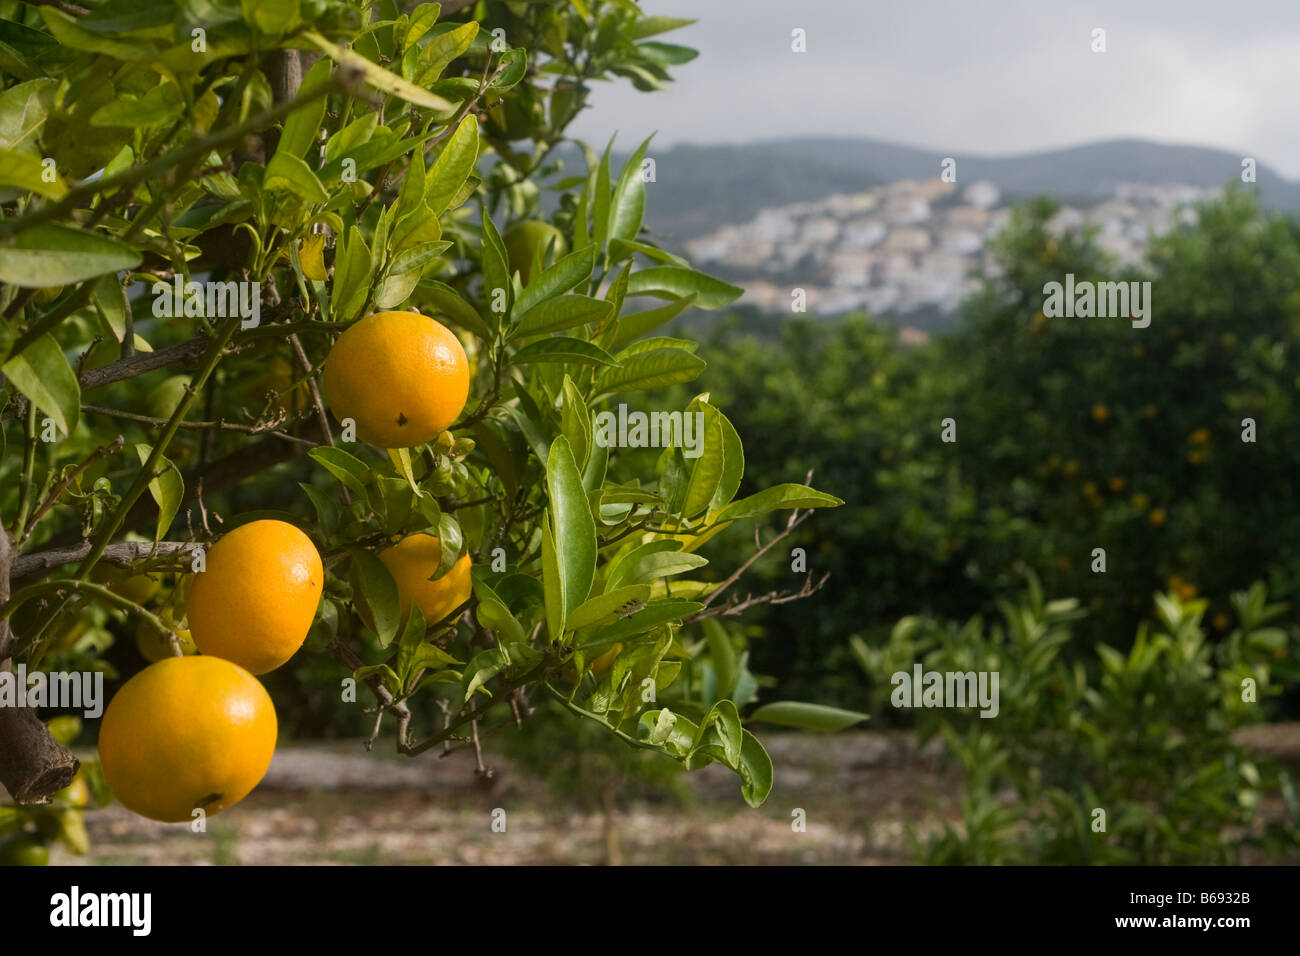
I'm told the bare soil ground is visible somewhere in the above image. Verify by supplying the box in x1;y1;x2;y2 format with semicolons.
57;727;1300;866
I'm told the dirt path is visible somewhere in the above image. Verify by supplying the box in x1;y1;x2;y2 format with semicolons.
58;727;1300;865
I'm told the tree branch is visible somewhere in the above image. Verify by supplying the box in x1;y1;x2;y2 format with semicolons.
0;524;79;804
12;540;202;585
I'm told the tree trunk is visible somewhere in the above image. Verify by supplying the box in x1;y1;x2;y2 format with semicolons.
0;526;80;804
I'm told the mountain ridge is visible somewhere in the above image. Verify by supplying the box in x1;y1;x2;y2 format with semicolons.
546;137;1300;242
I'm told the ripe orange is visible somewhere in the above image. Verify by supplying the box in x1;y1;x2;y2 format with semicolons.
98;656;277;823
186;519;322;675
322;311;469;448
377;534;472;626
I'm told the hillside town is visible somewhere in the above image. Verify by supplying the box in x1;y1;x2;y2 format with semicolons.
685;178;1222;319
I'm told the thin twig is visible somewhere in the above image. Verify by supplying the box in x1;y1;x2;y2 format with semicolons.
80;405;316;447
20;435;125;544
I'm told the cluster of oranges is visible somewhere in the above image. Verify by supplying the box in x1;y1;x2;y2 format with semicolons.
98;312;474;823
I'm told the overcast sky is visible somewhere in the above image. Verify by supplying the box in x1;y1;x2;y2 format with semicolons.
568;0;1300;178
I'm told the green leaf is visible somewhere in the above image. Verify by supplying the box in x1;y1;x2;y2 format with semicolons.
264;152;329;202
433;512;463;577
349;548;402;646
418;280;492;340
747;701;869;732
680;402;725;519
591;137;613;251
332;226;373;321
134;444;182;542
38;7;149;60
711;407;744;511
541;513;563;642
560;375;591;471
584;598;703;648
627;16;697;40
715;484;844;522
404;3;443;49
607;294;697;351
276;55;332;158
242;0;300;35
0;78;57;155
470;569;528;645
692;699;742;765
304;30;454;111
512;336;619;368
734;731;774;807
546;436;598;636
513;244;598;320
607;135;652;244
426;114;478;213
605;540;684;591
388;240;452;277
568;584;652;631
512;293;610;338
608;237;689;268
90;82;184;130
79;0;176;32
702;618;737;702
481;208;511;323
0;148;66;198
491;48;527;90
308;446;369;500
1;333;79;436
627;266;741;309
593;344;705;396
410;20;478;86
386;447;425;498
460;647;507;704
0;225;140;288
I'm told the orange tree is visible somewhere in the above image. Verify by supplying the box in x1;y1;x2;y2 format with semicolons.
0;0;857;847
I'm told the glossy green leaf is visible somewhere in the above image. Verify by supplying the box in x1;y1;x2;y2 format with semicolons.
308;446;370;500
349;548;401;646
607;135;653;244
0;225;140;288
512;336;619;368
593;344;705;396
426;114;478;213
567;584;652;631
1;333;79;435
0;78;57;155
680;402;725;519
626;266;742;309
512;294;610;338
545;436;597;634
0;148;65;198
747;701;869;732
513;244;597;319
133;444;183;541
276;55;333;158
715;483;844;522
